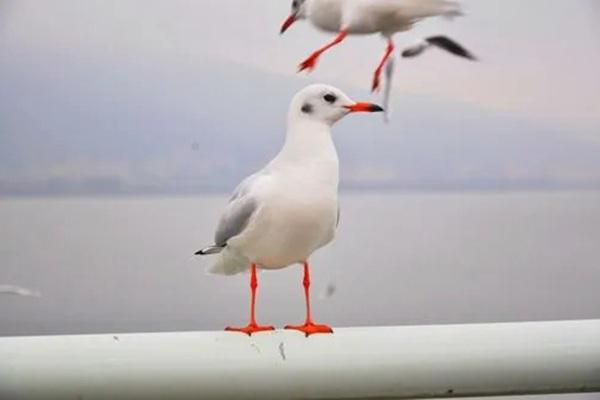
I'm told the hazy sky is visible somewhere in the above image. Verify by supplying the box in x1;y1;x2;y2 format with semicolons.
1;0;600;193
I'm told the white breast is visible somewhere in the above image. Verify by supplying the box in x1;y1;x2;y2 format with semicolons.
229;128;340;269
232;170;338;269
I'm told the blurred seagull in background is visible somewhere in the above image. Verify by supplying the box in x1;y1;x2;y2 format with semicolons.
195;84;382;336
0;285;41;297
401;35;476;60
280;0;476;92
381;34;476;121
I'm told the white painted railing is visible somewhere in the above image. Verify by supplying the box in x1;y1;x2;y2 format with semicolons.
1;319;599;400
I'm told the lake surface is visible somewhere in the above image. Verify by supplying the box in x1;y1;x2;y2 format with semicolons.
1;191;599;336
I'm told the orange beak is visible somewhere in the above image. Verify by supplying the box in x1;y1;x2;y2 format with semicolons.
280;14;297;34
344;102;384;113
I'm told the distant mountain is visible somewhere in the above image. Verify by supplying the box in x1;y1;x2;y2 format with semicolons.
1;46;600;195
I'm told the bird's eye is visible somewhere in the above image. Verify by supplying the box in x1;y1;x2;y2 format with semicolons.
292;0;298;8
323;94;337;103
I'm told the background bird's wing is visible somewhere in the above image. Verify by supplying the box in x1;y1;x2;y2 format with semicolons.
426;36;477;60
383;0;462;20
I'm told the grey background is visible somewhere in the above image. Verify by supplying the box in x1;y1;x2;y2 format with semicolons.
1;192;599;336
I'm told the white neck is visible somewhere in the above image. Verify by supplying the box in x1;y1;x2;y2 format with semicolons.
268;117;339;186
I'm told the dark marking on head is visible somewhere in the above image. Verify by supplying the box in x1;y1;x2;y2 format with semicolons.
301;103;313;114
323;93;337;103
292;0;305;11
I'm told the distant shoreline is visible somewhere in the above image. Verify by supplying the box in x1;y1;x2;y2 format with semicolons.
1;184;600;199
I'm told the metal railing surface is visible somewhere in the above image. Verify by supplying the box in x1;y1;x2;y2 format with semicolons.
1;319;599;400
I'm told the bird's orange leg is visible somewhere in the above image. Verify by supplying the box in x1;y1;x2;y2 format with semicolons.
225;264;274;335
298;30;348;72
372;39;395;92
285;262;333;336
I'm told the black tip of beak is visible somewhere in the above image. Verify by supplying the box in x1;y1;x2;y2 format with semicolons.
370;104;384;112
280;14;296;35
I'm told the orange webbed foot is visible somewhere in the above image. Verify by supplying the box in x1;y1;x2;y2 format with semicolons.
298;52;320;72
225;323;275;336
371;72;382;92
285;322;333;337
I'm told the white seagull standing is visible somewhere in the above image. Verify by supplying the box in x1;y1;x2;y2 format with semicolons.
280;0;476;92
195;84;383;336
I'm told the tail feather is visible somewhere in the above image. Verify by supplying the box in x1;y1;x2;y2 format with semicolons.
194;244;249;275
438;0;463;19
207;247;250;275
194;245;250;275
402;0;463;20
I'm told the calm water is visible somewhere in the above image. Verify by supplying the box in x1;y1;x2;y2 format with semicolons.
1;191;599;336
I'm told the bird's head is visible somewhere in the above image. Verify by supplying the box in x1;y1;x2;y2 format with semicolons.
280;0;308;34
289;84;383;126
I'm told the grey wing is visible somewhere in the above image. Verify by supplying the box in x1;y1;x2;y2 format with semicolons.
227;173;258;202
214;174;261;246
194;173;263;256
214;196;257;246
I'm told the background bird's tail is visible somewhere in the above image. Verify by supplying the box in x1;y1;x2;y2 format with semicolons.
437;0;463;19
405;0;463;20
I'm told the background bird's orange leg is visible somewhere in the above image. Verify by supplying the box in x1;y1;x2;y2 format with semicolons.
285;262;333;336
225;264;274;335
372;39;395;92
298;30;348;72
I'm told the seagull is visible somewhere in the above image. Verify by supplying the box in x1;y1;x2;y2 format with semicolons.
280;0;475;92
195;84;383;336
0;285;41;297
379;35;475;121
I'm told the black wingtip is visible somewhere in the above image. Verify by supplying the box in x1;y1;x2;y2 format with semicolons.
426;36;477;61
401;48;420;58
194;245;225;256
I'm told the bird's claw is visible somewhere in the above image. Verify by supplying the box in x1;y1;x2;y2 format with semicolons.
225;323;275;336
371;74;381;93
298;53;320;72
372;66;386;92
285;322;333;337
